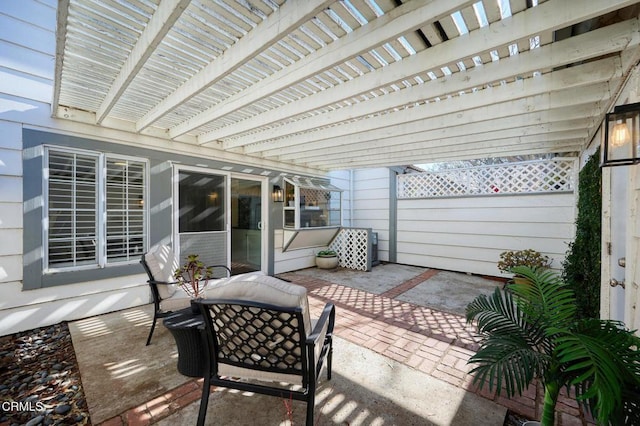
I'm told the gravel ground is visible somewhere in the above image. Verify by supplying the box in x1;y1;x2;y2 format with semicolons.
0;323;89;425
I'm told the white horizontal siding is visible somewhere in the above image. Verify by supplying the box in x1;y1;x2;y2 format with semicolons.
0;121;23;150
273;229;317;273
1;41;55;80
351;168;390;262
0;1;55;105
0;148;22;176
0;176;22;202
0;116;24;302
0;229;22;256
0;68;53;104
396;193;575;276
0;7;56;54
0;203;22;229
0;277;149;336
0;255;22;283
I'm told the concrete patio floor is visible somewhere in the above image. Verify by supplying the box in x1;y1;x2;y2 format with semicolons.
68;264;591;425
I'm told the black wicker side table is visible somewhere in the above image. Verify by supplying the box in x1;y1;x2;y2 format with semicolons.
163;307;206;377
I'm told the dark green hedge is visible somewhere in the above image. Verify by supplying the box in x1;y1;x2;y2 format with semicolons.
562;149;602;319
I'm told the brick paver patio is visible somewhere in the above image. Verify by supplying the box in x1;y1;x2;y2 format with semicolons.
98;270;595;426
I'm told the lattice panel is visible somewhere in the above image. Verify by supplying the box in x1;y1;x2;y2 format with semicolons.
330;228;369;271
397;159;575;199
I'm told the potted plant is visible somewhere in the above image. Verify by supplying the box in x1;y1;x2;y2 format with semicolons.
174;254;214;311
315;249;338;269
466;266;640;426
497;249;551;274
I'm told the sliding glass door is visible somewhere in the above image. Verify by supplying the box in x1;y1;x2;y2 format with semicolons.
231;177;263;274
176;169;227;268
174;167;265;275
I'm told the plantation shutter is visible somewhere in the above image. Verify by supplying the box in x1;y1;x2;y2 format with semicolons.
105;158;146;263
47;150;98;268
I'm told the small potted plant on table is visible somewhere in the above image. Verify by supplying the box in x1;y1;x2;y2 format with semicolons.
315;249;339;269
174;254;214;312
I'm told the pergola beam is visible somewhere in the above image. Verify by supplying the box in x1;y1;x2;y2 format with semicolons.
264;105;603;160
209;0;637;148
51;0;70;116
135;0;333;132
276;119;594;164
95;0;191;124
244;19;637;155
240;58;621;160
168;0;476;139
262;75;614;167
310;139;585;169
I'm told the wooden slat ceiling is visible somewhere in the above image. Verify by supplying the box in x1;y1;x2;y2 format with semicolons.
53;0;640;173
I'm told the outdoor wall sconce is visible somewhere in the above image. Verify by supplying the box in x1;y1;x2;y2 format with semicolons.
602;102;640;167
272;185;284;202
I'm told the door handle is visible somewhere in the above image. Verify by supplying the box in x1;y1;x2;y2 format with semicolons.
257;221;262;230
609;278;626;289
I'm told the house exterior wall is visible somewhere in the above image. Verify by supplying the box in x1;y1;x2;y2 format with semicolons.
349;168;391;262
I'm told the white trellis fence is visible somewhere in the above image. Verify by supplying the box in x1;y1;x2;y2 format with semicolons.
329;227;372;271
397;158;576;199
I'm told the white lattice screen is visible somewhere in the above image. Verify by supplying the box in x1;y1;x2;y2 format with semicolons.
397;158;576;199
329;228;370;271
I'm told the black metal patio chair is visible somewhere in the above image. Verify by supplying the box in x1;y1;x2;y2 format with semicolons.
140;244;230;346
194;274;335;426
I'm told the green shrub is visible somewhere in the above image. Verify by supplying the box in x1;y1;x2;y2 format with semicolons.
562;149;601;319
497;249;551;274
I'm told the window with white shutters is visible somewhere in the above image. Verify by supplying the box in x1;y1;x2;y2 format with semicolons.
47;150;98;269
106;159;146;262
45;148;147;271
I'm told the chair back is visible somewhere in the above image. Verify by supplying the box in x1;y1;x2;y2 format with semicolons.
201;300;309;384
141;244;180;303
204;274;311;331
199;275;314;386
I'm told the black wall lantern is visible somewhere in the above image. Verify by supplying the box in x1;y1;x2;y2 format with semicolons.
602;102;640;167
272;185;284;202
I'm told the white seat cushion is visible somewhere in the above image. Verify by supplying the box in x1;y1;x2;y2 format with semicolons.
205;274;311;333
144;245;180;299
159;270;266;312
160;291;191;311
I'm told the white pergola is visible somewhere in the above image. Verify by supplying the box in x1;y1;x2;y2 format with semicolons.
53;0;640;172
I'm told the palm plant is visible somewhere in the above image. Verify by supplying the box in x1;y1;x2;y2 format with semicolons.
466;266;640;425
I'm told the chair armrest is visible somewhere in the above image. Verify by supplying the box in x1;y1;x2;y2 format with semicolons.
207;265;231;279
148;279;180;286
307;303;335;345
